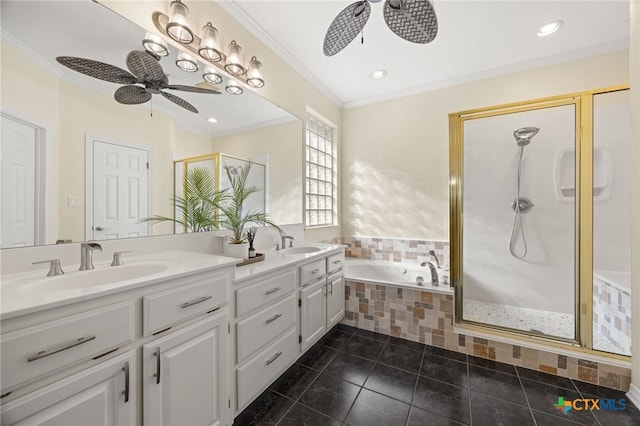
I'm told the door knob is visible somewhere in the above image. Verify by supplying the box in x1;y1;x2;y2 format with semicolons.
95;225;105;231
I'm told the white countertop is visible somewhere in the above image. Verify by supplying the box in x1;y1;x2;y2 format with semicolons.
0;250;239;320
233;243;345;283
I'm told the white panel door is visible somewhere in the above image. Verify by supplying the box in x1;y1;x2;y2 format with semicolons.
1;116;36;248
0;351;135;426
300;279;327;352
91;139;149;240
143;312;229;426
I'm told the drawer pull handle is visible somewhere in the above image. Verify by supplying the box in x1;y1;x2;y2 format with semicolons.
332;260;342;264
153;347;161;384
180;295;212;309
265;313;282;324
329;282;334;295
27;335;96;362
265;287;281;295
266;351;283;365
311;268;320;274
123;361;130;403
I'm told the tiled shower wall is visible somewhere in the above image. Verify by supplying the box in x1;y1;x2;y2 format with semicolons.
328;236;631;392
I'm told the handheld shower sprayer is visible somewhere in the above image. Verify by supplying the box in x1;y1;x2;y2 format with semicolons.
509;126;539;258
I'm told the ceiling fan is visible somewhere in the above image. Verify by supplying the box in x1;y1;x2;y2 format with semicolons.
56;50;220;113
323;0;438;56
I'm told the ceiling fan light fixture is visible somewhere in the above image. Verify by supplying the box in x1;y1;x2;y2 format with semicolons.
224;40;245;76
246;56;264;88
176;51;198;72
207;117;218;123
142;32;169;57
225;79;243;95
166;0;194;44
198;22;222;62
537;20;563;37
203;67;223;85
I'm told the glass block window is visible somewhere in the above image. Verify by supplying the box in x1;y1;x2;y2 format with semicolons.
305;113;337;227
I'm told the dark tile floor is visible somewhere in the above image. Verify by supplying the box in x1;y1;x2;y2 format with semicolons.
235;325;639;426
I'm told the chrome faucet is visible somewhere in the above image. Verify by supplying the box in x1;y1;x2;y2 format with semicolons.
80;242;102;271
281;235;294;249
427;249;440;268
420;260;439;285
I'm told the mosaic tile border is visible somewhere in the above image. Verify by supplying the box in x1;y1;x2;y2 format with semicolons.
342;279;631;392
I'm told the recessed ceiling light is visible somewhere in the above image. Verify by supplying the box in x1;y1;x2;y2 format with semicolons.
370;69;387;80
537;20;564;37
207;117;218;123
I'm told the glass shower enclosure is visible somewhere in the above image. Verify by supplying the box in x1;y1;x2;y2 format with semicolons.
449;86;631;357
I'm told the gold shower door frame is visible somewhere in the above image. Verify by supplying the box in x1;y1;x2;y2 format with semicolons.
449;85;630;359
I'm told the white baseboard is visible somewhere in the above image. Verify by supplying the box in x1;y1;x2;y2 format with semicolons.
627;383;640;410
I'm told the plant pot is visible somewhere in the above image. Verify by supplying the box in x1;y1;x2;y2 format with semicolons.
224;242;250;259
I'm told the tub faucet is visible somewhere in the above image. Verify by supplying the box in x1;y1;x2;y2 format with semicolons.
427;250;440;268
281;235;294;249
420;260;439;285
80;242;102;271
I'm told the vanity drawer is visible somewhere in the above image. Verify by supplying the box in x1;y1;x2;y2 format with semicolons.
327;252;345;274
143;273;228;335
236;294;296;364
236;327;298;410
299;259;326;286
236;269;296;318
1;301;134;390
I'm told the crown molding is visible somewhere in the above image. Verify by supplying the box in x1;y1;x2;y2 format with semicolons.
218;1;344;108
342;40;629;108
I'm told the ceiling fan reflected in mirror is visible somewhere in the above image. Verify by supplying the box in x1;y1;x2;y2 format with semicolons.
323;0;438;56
56;50;220;113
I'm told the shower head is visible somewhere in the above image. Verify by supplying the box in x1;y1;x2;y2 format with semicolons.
514;127;539;146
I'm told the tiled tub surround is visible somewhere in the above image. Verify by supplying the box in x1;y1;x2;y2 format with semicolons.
593;271;632;356
331;236;631;392
342;280;632;392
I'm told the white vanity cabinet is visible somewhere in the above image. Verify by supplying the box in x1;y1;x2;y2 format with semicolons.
299;251;345;352
1;262;234;426
233;268;298;411
1;350;135;425
143;311;228;426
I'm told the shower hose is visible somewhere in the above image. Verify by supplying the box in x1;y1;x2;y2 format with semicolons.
509;145;528;258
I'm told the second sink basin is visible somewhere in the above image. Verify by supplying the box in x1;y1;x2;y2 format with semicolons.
16;262;170;294
282;246;323;254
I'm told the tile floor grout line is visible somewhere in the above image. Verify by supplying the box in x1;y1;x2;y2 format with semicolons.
466;357;473;426
405;344;428;426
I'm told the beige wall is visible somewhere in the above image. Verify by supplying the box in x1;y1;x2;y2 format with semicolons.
342;50;629;240
629;0;640;400
212;120;304;225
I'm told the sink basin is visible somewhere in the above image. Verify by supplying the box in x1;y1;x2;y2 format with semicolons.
16;263;170;294
282;246;323;254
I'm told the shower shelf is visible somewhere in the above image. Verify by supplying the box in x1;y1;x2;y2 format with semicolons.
554;147;612;201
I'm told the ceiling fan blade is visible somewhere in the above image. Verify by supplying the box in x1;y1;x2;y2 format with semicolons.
383;0;438;44
56;56;136;84
126;50;165;81
161;91;198;113
323;1;371;56
164;84;221;94
114;85;152;105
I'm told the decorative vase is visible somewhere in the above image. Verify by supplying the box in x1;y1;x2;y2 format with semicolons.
224;242;250;259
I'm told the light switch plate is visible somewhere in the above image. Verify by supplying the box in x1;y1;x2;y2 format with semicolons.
68;196;83;207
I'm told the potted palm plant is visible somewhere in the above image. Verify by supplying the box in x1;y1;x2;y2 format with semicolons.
219;162;282;259
140;166;227;232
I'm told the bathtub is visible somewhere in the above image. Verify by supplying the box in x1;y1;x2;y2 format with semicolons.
344;259;452;295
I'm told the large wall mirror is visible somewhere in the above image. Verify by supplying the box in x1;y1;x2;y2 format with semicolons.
0;0;303;249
